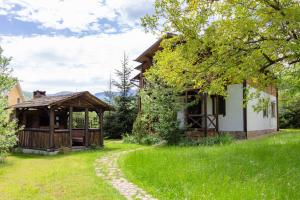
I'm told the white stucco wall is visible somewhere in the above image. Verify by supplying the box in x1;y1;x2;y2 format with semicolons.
176;84;277;132
247;87;277;131
218;84;244;132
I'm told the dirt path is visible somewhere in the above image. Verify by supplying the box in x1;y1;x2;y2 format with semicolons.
95;147;157;200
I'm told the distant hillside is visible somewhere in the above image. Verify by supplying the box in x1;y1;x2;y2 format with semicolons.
94;91;120;101
48;91;73;96
23;91;32;100
95;89;137;101
23;89;137;102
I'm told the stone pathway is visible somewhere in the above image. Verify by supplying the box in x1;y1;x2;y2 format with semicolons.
94;147;157;200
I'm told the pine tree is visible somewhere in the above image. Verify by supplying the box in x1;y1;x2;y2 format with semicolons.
103;52;137;138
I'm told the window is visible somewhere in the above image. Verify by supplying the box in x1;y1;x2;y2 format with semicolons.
263;106;268;118
271;102;276;118
17;98;21;103
213;96;226;116
219;97;226;116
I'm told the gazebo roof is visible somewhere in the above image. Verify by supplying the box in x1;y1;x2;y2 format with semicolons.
12;91;113;111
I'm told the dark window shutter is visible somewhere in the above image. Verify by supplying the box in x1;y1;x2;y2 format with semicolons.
218;97;226;116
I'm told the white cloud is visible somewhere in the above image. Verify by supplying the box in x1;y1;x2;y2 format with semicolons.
0;0;154;32
0;28;157;93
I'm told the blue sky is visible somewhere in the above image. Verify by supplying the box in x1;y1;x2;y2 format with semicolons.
0;0;157;93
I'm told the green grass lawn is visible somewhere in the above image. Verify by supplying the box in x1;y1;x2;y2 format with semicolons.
0;141;140;200
120;130;300;200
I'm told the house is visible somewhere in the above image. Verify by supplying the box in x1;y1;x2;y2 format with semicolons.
131;36;279;139
12;90;113;151
6;80;24;106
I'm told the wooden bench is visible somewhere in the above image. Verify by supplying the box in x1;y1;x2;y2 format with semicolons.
72;129;85;145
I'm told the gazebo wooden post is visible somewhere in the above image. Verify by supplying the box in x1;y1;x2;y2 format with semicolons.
204;93;208;137
69;106;73;147
49;107;55;148
99;109;104;146
84;108;89;146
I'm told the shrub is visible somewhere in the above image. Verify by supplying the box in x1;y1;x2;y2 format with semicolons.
132;114;149;141
123;133;161;145
179;133;235;146
140;135;161;145
123;134;138;144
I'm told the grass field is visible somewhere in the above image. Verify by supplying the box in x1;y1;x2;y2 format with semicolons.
0;141;140;200
120;130;300;200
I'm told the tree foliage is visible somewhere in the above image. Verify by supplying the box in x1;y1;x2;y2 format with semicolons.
132;74;182;144
103;53;137;138
142;0;300;97
0;47;18;162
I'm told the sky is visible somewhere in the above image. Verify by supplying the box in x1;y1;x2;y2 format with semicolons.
0;0;157;94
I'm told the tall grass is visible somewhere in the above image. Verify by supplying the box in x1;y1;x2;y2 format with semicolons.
120;130;300;200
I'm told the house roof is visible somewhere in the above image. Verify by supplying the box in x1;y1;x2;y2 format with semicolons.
134;33;175;63
12;91;113;111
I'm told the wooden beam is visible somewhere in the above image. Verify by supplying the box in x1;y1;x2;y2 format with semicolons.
99;109;104;146
84;108;89;146
49;107;55;148
69;106;73;147
204;93;208;137
215;96;219;134
185;91;188;127
243;81;248;139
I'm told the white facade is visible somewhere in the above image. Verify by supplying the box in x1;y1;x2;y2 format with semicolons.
218;84;244;132
247;87;277;131
177;83;278;133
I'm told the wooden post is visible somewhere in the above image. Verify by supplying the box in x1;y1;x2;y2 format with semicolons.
276;88;279;131
49;107;55;148
84;108;89;146
22;110;27;128
215;96;219;134
69;106;73;147
204;93;208;137
185;91;188;128
99;109;104;146
243;81;248;139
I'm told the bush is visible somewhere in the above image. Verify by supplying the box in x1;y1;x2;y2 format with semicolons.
140;135;161;145
123;133;161;145
123;134;138;144
179;133;235;146
132;114;149;141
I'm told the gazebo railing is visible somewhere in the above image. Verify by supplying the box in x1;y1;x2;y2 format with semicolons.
18;128;50;149
18;128;101;150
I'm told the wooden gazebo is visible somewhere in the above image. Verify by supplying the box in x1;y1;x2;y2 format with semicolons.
12;91;113;151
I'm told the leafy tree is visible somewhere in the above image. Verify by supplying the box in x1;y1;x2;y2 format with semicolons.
142;0;300;98
0;47;18;162
280;100;300;128
103;53;137;138
133;74;182;144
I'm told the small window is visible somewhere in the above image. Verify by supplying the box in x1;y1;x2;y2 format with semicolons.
263;106;268;118
17;98;21;103
271;102;276;118
219;97;226;116
213;96;226;116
